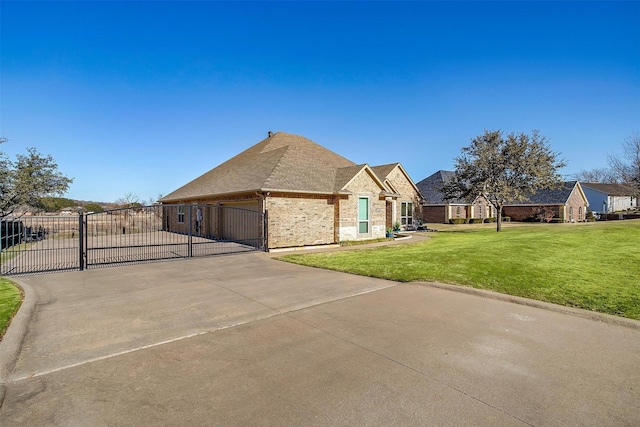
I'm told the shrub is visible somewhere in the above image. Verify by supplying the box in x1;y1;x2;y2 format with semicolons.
549;218;564;223
468;218;484;224
449;218;468;224
484;217;496;223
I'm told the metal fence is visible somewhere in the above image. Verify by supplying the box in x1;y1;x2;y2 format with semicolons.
0;204;265;275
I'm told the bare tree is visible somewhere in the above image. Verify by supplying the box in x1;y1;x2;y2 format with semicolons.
572;167;618;183
115;192;140;208
608;132;640;199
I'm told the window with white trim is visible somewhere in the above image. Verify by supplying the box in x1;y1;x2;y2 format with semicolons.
358;197;369;234
401;202;413;225
178;205;185;223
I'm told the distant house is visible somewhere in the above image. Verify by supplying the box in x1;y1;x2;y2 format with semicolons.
502;181;589;222
416;170;493;223
417;171;589;223
580;183;637;213
160;132;423;249
60;206;83;215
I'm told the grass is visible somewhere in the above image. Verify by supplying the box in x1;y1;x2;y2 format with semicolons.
0;277;23;340
280;220;640;320
0;243;28;264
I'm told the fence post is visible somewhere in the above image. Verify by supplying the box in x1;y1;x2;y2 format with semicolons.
78;212;84;271
188;205;193;258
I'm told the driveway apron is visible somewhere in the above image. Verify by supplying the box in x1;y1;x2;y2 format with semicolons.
1;252;639;426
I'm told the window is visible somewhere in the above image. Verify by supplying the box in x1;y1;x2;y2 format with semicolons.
178;205;185;223
456;206;461;218
401;202;413;225
569;206;573;221
578;207;582;221
358;197;369;234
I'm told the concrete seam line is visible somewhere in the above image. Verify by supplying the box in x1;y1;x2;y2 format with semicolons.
176;263;397;315
286;314;535;427
3;314;283;384
409;281;640;330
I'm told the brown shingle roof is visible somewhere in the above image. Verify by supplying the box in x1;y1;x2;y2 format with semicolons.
370;163;398;180
161;132;357;201
581;182;634;196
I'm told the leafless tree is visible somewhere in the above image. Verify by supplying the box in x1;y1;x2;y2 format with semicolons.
608;132;640;199
572;167;618;183
115;192;140;208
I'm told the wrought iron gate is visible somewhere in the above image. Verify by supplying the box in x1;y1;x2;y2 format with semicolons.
0;204;265;275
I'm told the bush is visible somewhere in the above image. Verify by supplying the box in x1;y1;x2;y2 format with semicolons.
484;217;496;223
468;218;484;224
449;218;468;224
549;218;564;223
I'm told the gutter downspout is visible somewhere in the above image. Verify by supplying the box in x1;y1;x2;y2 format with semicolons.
257;191;269;251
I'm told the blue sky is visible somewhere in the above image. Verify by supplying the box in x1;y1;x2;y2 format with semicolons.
2;1;639;203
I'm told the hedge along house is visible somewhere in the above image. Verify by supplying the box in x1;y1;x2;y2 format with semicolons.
502;181;589;222
416;170;494;223
160;132;423;250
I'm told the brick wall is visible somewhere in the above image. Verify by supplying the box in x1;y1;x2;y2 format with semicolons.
385;168;423;227
472;198;493;219
566;187;588;222
340;170;386;241
502;205;562;221
265;193;336;248
422;206;446;223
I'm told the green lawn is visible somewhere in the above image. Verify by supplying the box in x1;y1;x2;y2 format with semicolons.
0;277;23;340
280;220;640;320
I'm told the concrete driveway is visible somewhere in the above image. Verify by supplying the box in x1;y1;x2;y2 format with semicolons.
1;252;639;426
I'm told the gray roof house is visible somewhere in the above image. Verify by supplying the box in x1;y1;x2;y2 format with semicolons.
416;170;493;223
502;181;589;222
417;171;589;223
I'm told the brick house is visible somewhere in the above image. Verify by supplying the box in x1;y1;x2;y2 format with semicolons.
416;170;493;223
160;132;423;249
417;171;588;223
502;181;589;222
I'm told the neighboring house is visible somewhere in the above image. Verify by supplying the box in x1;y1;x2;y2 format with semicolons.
60;206;84;215
160;132;423;249
502;181;589;222
580;183;637;213
416;170;493;223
